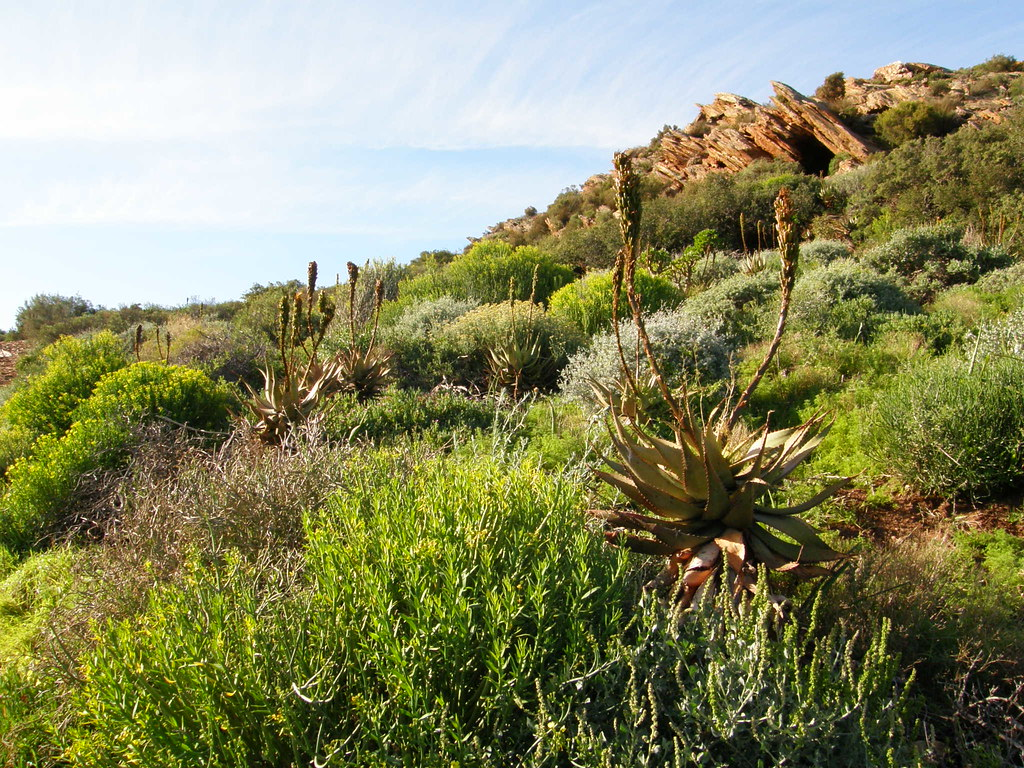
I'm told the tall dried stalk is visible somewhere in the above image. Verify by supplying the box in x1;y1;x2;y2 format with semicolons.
724;187;799;433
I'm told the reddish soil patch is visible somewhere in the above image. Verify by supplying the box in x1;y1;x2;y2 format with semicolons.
832;486;1024;542
0;340;29;388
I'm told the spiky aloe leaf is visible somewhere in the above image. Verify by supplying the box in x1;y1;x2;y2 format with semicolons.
750;519;844;563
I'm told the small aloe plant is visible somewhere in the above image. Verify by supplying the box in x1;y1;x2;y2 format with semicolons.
589;153;849;607
244;261;341;444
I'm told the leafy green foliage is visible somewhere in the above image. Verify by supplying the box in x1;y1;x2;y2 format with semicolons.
76;362;234;432
1;332;129;440
874;101;958;148
0;418;133;550
322;387;498;444
0;548;74;664
845;109;1024;241
869;357;1024;498
533;590;918;768
815;71;846;102
62;451;916;767
13;294;95;341
547;269;680;335
0;363;231;550
380;296;479;388
67;452;632;766
401;241;575;305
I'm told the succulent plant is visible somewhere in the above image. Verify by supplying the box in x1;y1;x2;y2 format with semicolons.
485;332;547;397
589;154;848;607
332;345;393;402
589;394;848;606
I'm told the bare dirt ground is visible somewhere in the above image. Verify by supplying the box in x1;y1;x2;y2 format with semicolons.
0;340;29;388
833;486;1024;542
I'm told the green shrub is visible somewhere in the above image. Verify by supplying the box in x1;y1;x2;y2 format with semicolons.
13;294;96;342
440;301;583;389
401;241;575;306
862;224;1012;300
76;362;234;432
791;259;920;340
380;296;478;387
534;590;918;768
868;357;1024;497
558;308;733;407
845;110;1024;240
0;547;75;664
820;535;1024;766
1;332;129;439
322;387;498;443
0;418;133;550
547;269;681;335
66;450;917;767
0;364;232;550
874;101;957;147
0;424;35;482
815;71;846;102
967;306;1024;366
68;451;633;766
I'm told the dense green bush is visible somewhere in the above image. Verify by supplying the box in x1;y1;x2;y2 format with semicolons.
0;364;232;550
845;110;1024;240
547;268;680;335
12;294;95;341
873;101;958;148
0;418;134;550
76;362;234;432
65;450;917;767
401;241;575;306
380;296;478;387
558;308;733;406
868;357;1024;497
791;259;920;340
862;224;1012;300
1;332;129;440
0;424;34;482
440;301;583;389
67;452;632;766
542;216;621;269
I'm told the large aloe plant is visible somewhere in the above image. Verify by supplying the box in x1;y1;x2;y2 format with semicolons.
589;154;848;607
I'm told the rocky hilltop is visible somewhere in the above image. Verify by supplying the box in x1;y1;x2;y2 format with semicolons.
656;61;1021;187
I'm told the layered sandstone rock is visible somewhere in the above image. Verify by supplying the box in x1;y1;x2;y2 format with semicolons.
656;62;1022;188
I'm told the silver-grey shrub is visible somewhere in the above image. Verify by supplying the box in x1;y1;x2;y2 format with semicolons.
559;308;733;407
791;259;921;340
800;239;852;266
384;295;479;345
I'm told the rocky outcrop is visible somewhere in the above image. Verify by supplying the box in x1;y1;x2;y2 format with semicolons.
656;62;1023;188
656;82;876;187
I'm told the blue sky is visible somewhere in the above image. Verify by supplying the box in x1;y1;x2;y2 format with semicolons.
1;0;1022;330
